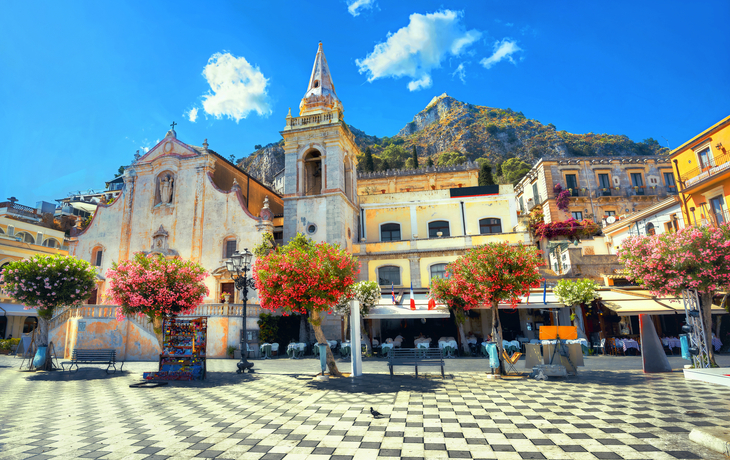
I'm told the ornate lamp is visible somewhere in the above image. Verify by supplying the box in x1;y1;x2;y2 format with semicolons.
228;248;256;374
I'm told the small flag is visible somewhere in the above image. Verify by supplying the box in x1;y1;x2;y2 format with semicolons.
428;291;436;310
543;281;547;305
410;282;416;310
391;283;396;304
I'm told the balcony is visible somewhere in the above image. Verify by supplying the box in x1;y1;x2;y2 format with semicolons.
0;202;41;221
284;111;340;131
682;151;730;189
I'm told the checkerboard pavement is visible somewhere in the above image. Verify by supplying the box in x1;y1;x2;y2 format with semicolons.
0;355;726;460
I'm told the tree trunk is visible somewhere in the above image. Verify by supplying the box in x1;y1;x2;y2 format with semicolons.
152;317;164;351
35;315;53;370
310;309;342;377
360;318;372;354
343;314;349;341
299;313;310;344
701;292;717;366
573;304;587;340
491;302;505;374
457;321;470;354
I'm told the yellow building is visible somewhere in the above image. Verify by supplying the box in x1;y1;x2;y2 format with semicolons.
670;115;730;226
0;200;69;339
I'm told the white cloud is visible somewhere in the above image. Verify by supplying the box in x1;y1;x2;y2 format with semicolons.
480;39;523;69
347;0;376;16
452;63;467;83
186;107;198;123
355;10;481;91
505;22;514;27
199;52;271;123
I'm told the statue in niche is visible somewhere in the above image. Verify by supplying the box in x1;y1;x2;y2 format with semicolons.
159;175;174;204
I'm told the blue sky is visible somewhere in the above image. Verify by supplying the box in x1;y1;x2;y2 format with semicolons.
1;1;729;206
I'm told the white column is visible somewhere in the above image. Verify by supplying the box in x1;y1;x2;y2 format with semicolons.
350;299;362;377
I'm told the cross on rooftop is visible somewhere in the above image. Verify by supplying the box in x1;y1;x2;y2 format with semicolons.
170;121;177;130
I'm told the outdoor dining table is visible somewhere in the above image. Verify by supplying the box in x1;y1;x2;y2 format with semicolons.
439;339;458;358
617;338;640;352
380;342;394;357
713;336;722;351
663;337;681;349
287;342;306;359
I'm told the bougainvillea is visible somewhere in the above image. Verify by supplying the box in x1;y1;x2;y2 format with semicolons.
106;253;209;325
431;277;472;354
0;254;96;367
533;218;600;240
431;243;544;370
618;223;730;364
554;183;571;212
253;233;359;376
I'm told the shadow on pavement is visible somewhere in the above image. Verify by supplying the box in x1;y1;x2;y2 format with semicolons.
24;368;130;381
305;372;446;394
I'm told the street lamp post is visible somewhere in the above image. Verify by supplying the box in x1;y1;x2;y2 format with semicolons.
226;248;256;374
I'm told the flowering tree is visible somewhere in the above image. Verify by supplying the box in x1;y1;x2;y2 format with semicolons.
0;255;97;369
106;253;209;347
553;278;599;340
334;281;381;353
253;233;358;376
618;223;730;365
431;243;543;372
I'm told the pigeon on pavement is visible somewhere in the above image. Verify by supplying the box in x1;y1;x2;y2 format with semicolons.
370;407;384;418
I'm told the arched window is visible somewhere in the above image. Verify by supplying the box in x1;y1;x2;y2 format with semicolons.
224;237;237;259
303;151;322;196
378;266;401;286
479;218;502;234
430;263;447;280
22;317;38;334
92;247;103;267
646;223;656;236
428;221;450;238
380;223;401;242
42;238;60;248
15;232;34;244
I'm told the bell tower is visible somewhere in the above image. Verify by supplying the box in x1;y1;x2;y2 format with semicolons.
281;43;359;250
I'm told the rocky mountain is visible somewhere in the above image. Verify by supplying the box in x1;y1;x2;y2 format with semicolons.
239;140;284;185
239;93;668;183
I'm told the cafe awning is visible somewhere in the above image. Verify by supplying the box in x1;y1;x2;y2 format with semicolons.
365;299;450;320
598;289;728;316
0;303;38;316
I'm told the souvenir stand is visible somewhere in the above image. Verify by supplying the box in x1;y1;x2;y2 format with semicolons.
143;317;207;381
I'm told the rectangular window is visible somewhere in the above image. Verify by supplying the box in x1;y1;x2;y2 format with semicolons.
566;174;578;190
710;196;726;225
94;250;102;267
430;264;447;280
698;148;713;170
630;173;644;187
532;183;540;204
598;174;611;189
225;240;237;258
605;210;616;216
519;197;524;212
663;172;676;187
572;211;583;220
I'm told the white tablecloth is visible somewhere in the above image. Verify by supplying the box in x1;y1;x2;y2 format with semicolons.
503;340;520;350
416;342;430;349
439;340;458;349
414;338;432;345
381;343;394;351
466;337;477;344
566;339;589;347
662;337;681;348
616;339;639;351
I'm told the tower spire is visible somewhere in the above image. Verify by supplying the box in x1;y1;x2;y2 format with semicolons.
299;42;342;116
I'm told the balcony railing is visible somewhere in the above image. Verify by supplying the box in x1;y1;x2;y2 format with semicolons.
682;151;730;188
284;112;339;130
0;202;39;219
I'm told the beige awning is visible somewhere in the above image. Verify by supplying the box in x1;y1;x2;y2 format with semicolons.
365;301;450;319
598;289;728;316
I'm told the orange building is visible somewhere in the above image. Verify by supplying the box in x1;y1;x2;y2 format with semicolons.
670;115;730;226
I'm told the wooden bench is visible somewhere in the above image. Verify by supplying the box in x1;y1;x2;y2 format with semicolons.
62;349;124;374
388;348;445;378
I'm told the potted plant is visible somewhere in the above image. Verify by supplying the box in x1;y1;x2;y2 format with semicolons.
227;345;236;359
